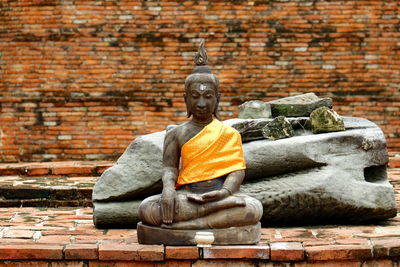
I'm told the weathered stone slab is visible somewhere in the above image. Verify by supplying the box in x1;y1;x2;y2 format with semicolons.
93;200;141;228
92;131;164;202
92;117;397;226
239;117;396;225
238;100;272;119
137;222;261;245
229;117;311;142
262;116;294;140
269;93;332;117
310;106;345;133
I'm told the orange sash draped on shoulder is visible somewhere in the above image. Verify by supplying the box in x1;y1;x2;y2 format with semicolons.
176;119;246;187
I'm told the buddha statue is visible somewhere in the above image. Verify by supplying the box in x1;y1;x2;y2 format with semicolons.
137;42;263;245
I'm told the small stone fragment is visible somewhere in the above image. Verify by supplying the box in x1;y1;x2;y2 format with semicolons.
262;116;294;140
310;107;345;134
238;100;272;119
269;93;332;117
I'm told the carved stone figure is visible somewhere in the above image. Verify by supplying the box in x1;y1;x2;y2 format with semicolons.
136;42;263;245
92;45;396;237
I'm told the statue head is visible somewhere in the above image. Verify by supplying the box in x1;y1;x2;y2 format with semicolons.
184;41;220;121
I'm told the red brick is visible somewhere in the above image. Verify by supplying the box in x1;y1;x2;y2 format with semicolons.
0;261;50;267
64;243;98;260
305;244;372;261
203;245;269;259
362;260;397;267
2;229;35;239
26;167;50;176
0;244;63;260
295;260;361;267
98;243;139;261
165;246;198;259
88;260;190;267
270;242;304;261
191;259;255;267
52;166;93;175
136;244;164;261
371;238;400;258
154;260;192;267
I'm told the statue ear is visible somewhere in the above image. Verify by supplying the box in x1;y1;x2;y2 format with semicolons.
213;98;220;119
184;92;192;118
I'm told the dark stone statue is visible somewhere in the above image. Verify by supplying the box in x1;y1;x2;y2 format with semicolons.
136;42;262;245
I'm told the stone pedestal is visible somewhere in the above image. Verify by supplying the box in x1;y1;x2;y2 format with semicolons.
137;222;261;245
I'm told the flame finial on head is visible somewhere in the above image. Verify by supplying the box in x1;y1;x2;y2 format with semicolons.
194;40;208;66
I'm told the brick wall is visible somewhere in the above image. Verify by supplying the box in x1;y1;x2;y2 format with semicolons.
0;0;399;162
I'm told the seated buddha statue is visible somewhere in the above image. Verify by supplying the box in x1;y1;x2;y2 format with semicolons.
137;42;262;238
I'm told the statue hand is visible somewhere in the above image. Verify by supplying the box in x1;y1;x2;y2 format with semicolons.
201;189;230;202
187;189;229;203
160;188;176;225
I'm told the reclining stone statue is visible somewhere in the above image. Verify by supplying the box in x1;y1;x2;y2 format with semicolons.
92;43;397;241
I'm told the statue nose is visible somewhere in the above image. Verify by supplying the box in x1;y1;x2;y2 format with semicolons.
197;98;207;109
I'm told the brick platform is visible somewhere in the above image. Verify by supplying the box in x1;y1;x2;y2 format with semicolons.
0;160;398;265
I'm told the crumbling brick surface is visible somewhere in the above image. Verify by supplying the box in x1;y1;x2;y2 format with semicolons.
0;1;399;162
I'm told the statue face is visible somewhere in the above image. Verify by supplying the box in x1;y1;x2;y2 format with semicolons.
185;82;218;121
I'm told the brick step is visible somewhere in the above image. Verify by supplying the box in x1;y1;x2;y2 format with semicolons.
0;161;112;177
0;174;96;208
0;161;112;208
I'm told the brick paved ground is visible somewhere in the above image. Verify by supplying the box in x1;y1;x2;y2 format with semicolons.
0;159;398;265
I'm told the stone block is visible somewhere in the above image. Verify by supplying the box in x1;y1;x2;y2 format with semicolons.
238;100;272;119
262;116;294;140
310;107;345;134
269;93;332;117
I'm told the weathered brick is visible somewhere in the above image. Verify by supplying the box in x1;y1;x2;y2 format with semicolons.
305;244;372;261
270;242;305;261
165;246;199;259
64;243;98;260
0;244;63;260
98;243;139;261
371;238;400;258
203;245;269;260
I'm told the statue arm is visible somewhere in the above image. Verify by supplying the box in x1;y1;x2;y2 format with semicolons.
160;129;180;225
222;169;245;194
188;170;245;203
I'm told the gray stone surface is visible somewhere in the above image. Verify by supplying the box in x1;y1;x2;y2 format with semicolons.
93;200;141;228
310;106;345;134
239;116;396;225
229;117;310;142
137;222;261;245
262;116;294;140
92;131;165;202
238;100;272;119
92;117;397;226
269;93;332;117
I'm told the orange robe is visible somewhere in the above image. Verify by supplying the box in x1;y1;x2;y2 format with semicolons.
176;119;246;187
